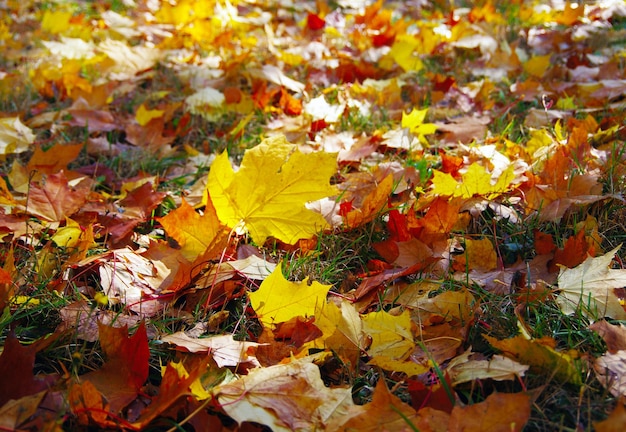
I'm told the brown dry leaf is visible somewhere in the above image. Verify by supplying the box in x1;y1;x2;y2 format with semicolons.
594;400;626;432
213;358;354;432
448;392;531;432
24;172;89;221
66;108;118;132
590;320;626;352
56;300;143;342
328;378;422;432
0;391;47;431
68;380;116;428
393;238;434;268
26;143;83;174
343;174;393;229
131;357;210;429
435;115;490;144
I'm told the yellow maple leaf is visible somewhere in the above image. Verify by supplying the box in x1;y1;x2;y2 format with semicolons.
158;198;229;263
362;309;415;360
386;34;424;72
249;265;331;327
430;163;515;199
302;300;366;367
523;55;551;78
41;10;72;34
401;108;438;144
208;134;337;245
135;104;165;126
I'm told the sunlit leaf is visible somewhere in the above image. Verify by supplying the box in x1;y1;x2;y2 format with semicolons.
249;265;331;327
208;134;337;245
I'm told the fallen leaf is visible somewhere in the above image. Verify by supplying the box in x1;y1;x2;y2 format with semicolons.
328;378;423;431
135;103;164;126
402;107;438;143
158;197;229;263
249;264;331;327
26;142;83;174
343;174;393;229
594;400;626;432
594;350;626;398
161;333;262;368
447;349;529;385
303;300;367;368
590;320;626;352
68;380;117;428
82;322;149;413
448;392;531;432
0;391;47;431
430;163;515;199
131;357;209;429
24;172;89;221
98;248;170;316
362;309;414;360
208;134;337;245
0;116;35;155
484;334;582;385
556;245;626;321
214;358;354;432
0;333;58;407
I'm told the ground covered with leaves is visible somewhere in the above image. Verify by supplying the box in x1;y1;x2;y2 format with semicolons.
1;0;626;430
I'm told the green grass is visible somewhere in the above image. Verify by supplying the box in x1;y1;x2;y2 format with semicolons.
1;0;626;430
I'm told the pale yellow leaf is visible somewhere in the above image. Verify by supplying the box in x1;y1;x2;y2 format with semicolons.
0;117;35;155
556;245;626;321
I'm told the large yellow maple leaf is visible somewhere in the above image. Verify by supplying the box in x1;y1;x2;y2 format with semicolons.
208;135;337;245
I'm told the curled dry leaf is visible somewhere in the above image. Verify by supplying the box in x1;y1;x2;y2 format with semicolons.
161;333;263;368
594;351;626;398
447;349;529;386
213;358;354;432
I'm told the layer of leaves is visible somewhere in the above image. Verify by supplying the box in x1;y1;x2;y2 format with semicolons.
1;0;626;430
